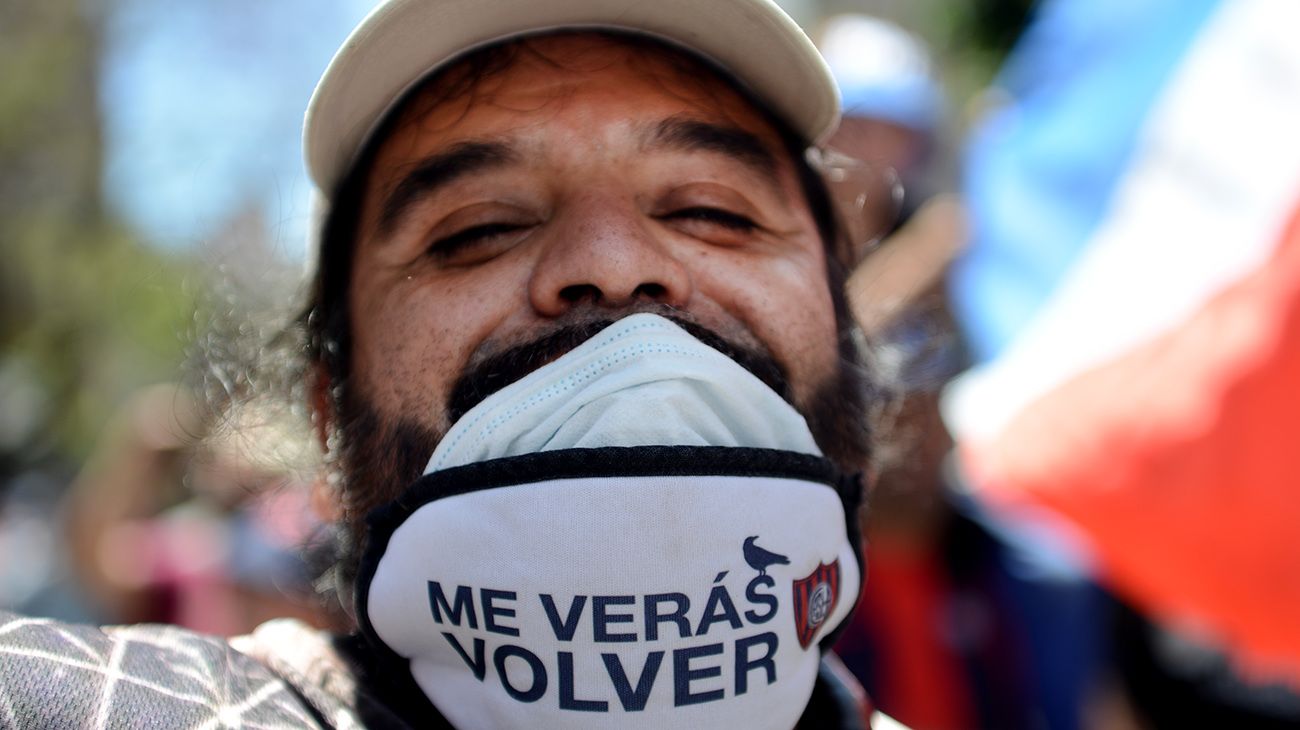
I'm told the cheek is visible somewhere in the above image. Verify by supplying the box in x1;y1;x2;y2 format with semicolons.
692;246;841;392
347;267;519;431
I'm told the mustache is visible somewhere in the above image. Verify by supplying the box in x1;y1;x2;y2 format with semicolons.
446;313;790;424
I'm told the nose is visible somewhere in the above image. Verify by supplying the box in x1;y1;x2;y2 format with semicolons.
528;196;692;317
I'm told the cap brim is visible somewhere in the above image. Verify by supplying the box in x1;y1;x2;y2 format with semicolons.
304;0;839;196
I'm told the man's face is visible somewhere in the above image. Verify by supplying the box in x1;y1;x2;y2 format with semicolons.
347;35;840;431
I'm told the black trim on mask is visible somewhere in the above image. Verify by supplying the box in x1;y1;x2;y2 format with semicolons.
355;445;866;664
819;469;865;653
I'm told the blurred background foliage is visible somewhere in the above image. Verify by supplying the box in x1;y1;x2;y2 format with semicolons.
1;1;197;469
820;0;1035;104
0;0;1034;483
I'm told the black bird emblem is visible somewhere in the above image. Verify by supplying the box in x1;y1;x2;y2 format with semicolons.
743;536;789;576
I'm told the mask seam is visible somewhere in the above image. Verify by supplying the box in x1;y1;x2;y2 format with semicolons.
432;323;713;469
432;318;670;465
465;342;707;455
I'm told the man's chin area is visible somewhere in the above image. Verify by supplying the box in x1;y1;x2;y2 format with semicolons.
446;307;793;424
334;395;441;530
327;309;873;598
334;358;870;529
803;362;874;478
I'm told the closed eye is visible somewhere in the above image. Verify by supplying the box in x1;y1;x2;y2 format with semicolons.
428;222;528;260
662;207;759;231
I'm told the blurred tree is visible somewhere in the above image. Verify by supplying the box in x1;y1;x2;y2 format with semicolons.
930;0;1036;102
816;0;1037;114
1;0;196;472
960;0;1037;59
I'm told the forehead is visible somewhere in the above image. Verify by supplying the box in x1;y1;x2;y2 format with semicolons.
367;32;792;170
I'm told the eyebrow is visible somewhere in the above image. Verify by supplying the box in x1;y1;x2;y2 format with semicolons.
376;119;781;235
645;116;780;182
378;140;519;235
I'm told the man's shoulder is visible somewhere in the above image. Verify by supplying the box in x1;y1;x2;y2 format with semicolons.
0;610;363;729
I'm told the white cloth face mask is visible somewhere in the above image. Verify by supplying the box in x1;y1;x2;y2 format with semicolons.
426;313;823;471
356;315;863;729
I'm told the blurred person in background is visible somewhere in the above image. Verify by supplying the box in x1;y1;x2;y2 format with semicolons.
821;14;1101;730
947;0;1300;727
62;383;340;634
0;455;93;624
817;13;945;243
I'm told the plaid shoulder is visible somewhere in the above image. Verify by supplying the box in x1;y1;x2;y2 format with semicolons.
0;610;327;729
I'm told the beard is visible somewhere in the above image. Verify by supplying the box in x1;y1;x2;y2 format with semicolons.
329;307;874;594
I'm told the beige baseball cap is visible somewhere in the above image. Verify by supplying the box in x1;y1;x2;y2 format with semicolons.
303;0;841;198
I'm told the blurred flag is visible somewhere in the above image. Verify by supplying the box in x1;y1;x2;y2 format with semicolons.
947;0;1300;684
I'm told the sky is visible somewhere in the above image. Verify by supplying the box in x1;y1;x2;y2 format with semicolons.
98;0;820;262
99;0;378;260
